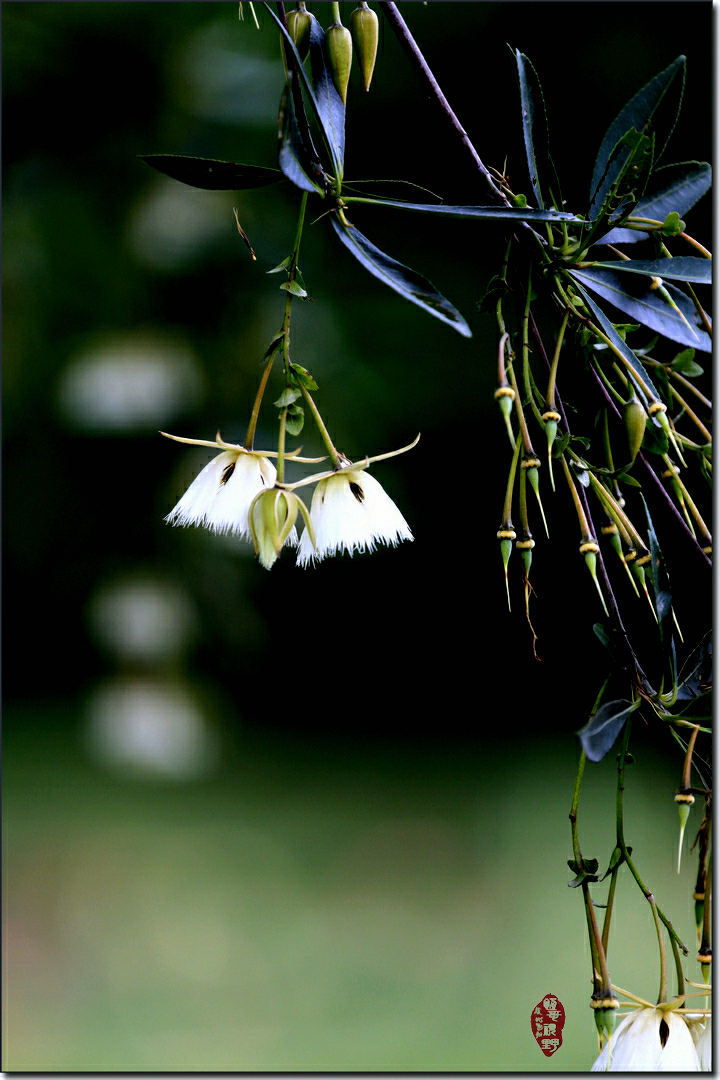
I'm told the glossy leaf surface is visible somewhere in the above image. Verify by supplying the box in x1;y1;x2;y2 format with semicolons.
600;161;711;244
331;217;471;337
573;285;662;399
341;197;584;222
308;13;346;178
139;155;281;190
588;257;711;284
577;698;640;762
515;50;548;209
676;630;712;702
278;77;326;194
263;3;343;181
589;56;685;220
641;494;674;681
571;268;711;351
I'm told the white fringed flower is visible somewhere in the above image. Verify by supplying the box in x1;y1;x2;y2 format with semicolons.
592;1007;701;1071
296;468;412;565
163;431;324;542
294;435;419;567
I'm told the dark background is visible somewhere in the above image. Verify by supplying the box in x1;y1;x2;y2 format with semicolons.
4;0;712;734
3;3;712;1071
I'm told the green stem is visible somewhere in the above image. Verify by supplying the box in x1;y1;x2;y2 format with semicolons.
616;716;689;956
330;1;341;22
546;309;569;411
569;750;587;868
244;351;278;450
522;266;544;426
276;406;288;483
601;865;620;960
501;434;522;527
648;894;668;1004
298;382;342;468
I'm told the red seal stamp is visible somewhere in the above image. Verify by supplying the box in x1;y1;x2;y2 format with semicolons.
531;993;566;1056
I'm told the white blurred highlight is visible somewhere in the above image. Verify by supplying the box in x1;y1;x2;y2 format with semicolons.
89;577;198;664
58;334;203;433
129;177;233;270
85;678;219;780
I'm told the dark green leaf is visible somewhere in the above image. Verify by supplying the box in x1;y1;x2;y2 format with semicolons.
572;285;663;399
330;217;472;337
592;128;654;226
672;349;704;377
515;50;549;209
274;387;302;407
285;404;304;436
262;3;343;181
676;630;712;702
641;419;668;455
570;269;711;352
640;495;674;657
600;846;626;880
341;197;585;222
618;472;642;488
577;698;641;762
278;76;326;195
589;56;685;220
139;154;281;190
307;13;345;179
600;161;711;244
588;257;711;285
289;363;318;390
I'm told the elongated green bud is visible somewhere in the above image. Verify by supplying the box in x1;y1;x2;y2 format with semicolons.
326;20;353;104
287;4;312;58
623;393;646;461
675;791;694;873
249;488;299;570
349;2;378;91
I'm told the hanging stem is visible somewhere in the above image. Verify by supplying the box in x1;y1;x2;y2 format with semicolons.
546;309;569;413
244;191;309;449
616;716;689;955
298;383;342;468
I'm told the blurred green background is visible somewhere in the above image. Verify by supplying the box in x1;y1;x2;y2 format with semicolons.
3;1;712;1071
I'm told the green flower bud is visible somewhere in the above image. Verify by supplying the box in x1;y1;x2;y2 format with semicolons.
249;487;300;570
623;393;647;461
349;2;378;91
326;20;353;104
287;3;312;60
591;996;619;1038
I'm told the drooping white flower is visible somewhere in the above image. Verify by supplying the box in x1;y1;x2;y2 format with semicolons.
162;431;323;543
695;1020;712;1071
296;466;413;566
591;1007;701;1071
686;1014;712;1071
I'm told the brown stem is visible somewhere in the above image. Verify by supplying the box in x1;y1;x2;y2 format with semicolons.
378;3;507;203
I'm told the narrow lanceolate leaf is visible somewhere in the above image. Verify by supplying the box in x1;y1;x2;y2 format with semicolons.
587;257;711;285
308;13;346;176
262;3;344;182
139;155;281;190
589;56;686;220
571;267;711;352
676;630;712;701
600;161;711;244
278;76;326;194
331;216;471;337
340;197;584;222
572;284;662;399
577;698;641;762
641;494;676;687
515;50;549;209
